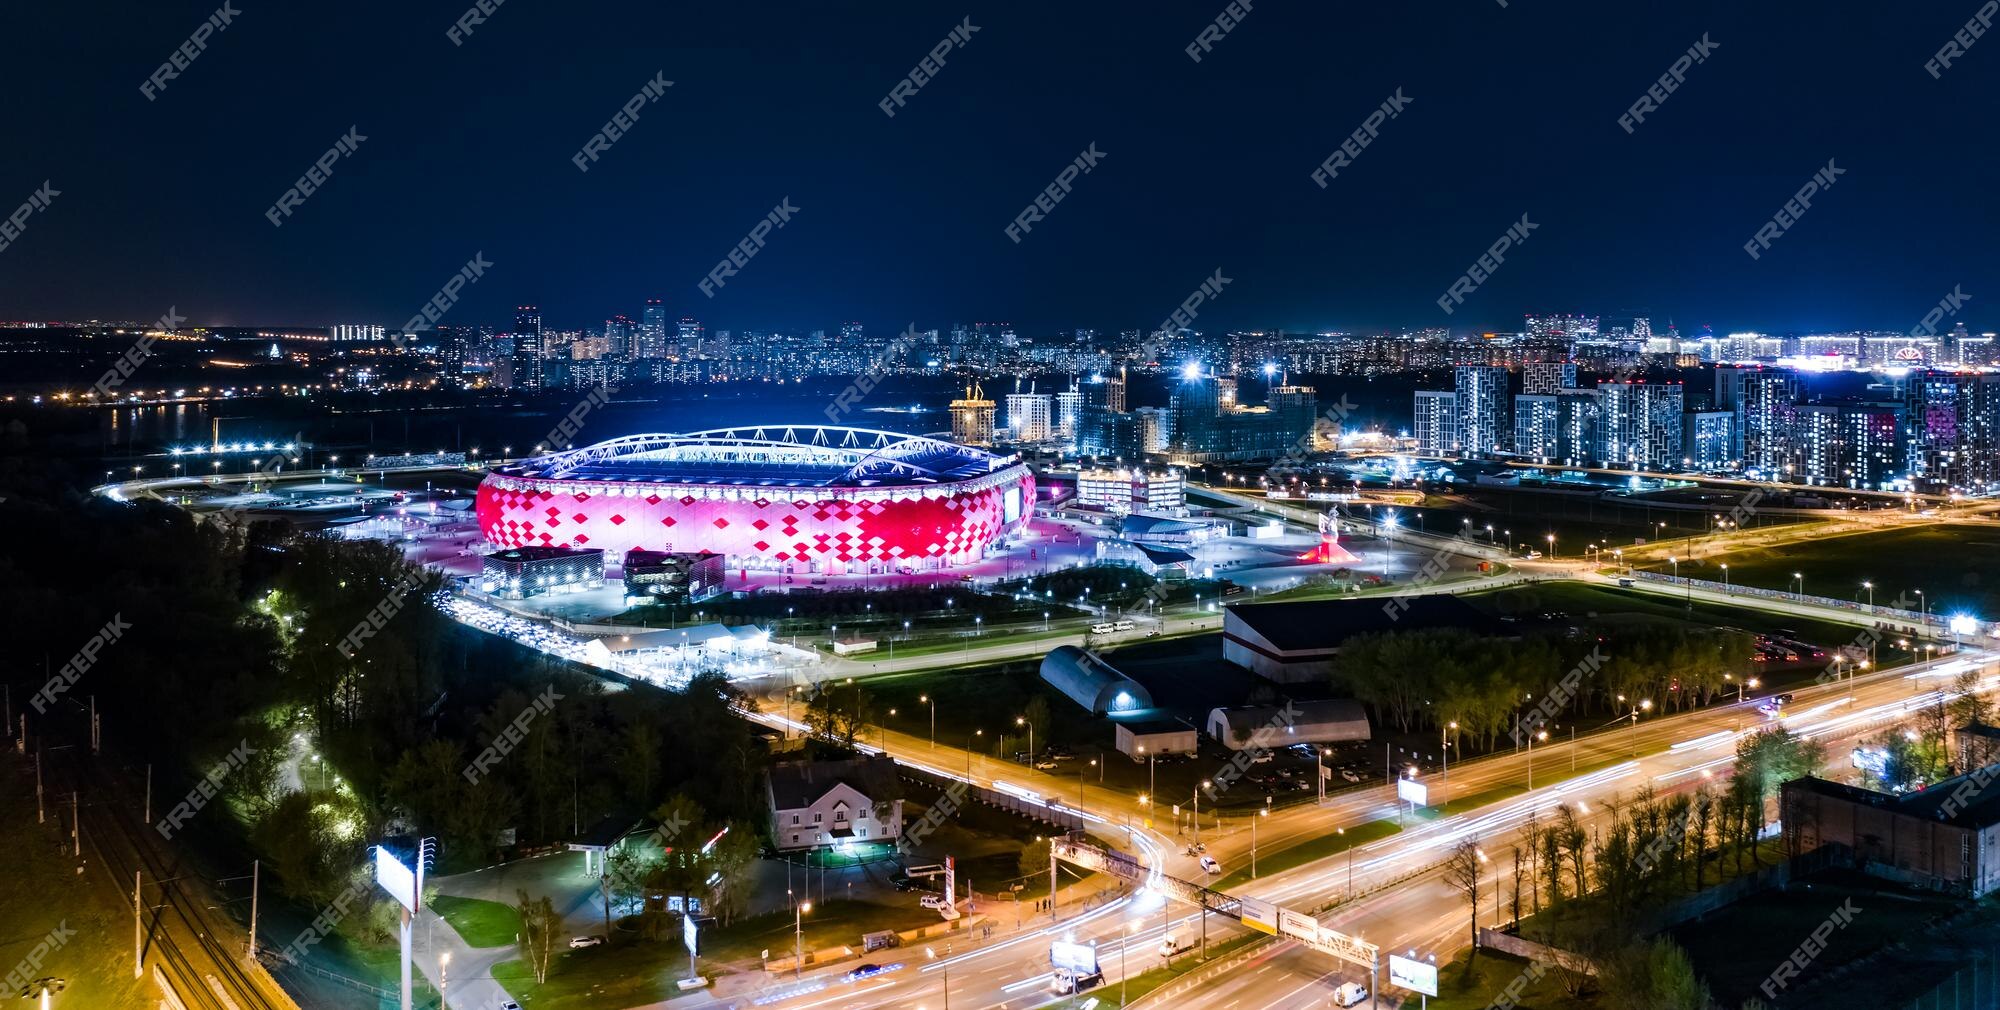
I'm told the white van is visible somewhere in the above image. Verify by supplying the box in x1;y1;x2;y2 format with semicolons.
1090;622;1115;635
1331;982;1369;1007
1159;932;1190;958
1114;620;1135;632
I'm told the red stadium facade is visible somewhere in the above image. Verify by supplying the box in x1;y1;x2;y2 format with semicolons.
476;427;1034;574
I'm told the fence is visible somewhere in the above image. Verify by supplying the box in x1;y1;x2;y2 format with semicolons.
1624;569;1943;630
1906;950;2000;1009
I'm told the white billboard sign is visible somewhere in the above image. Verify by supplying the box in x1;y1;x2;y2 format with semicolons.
1050;940;1100;975
1278;908;1319;945
374;846;417;913
683;913;699;956
1239;896;1277;936
1390;954;1438;996
1397;776;1429;807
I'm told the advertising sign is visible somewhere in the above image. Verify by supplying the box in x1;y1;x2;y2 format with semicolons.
683;913;699;956
1390;954;1439;996
1278;908;1319;945
374;846;417;913
1239;896;1278;936
1050;940;1100;975
1397;776;1429;807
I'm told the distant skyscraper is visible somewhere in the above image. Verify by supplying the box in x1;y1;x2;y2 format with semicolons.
510;304;544;390
676;318;703;356
1452;365;1511;456
605;316;635;360
1056;385;1083;442
950;383;997;446
637;299;667;359
1412;390;1458;454
1740;368;1801;474
1556;388;1600;466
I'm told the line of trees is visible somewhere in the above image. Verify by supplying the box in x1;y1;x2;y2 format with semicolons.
1332;624;1756;749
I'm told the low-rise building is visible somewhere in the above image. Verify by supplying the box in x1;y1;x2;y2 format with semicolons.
1222;595;1508;683
1782;766;2000;896
1040;646;1154;714
767;756;905;853
622;549;725;604
1114;719;1199;760
1206;700;1370;750
480;545;605;599
1077;468;1187;514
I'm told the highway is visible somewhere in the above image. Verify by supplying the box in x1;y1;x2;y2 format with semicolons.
739;637;1996;1009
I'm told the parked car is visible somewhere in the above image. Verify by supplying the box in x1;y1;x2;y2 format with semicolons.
1340;769;1364;783
1332;982;1370;1007
567;935;604;949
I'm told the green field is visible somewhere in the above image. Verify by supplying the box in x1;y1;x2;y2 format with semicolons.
430;894;522;948
1213;816;1402;891
1637;523;2000;620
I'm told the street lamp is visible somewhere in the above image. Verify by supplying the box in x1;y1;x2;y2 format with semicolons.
1862;581;1875;610
1016;715;1033;766
1545;533;1556;559
1443;721;1457;781
1792;572;1804;600
1527;729;1548;789
1721;563;1730;593
794;899;812;979
919;694;936;749
1252;807;1268;878
1192;781;1210;844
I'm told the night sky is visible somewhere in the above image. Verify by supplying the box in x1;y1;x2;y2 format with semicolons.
5;1;1996;333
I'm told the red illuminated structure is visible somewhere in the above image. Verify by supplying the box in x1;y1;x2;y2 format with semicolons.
477;427;1034;574
1299;511;1358;564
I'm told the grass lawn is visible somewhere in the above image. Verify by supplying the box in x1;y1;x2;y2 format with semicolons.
1636;523;2000;619
1419;948;1595;1010
431;894;523;949
701;899;946;965
493;941;684;1010
1213;817;1403;891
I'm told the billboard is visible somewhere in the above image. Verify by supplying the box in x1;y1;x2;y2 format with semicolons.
374;846;417;913
1239;896;1277;936
1397;776;1429;807
1390;954;1438;996
1278;909;1320;945
683;913;700;956
1050;940;1099;975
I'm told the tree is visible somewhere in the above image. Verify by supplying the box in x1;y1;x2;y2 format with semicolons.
804;681;871;748
1952;669;1989;765
1688;787;1716;890
1020;837;1053;882
704;820;761;927
1445;839;1483;960
1600;937;1711;1010
516;889;563;984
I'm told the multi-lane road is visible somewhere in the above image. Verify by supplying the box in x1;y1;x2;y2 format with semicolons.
743;635;1995;1009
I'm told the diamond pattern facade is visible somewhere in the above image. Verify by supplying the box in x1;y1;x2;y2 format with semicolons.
478;473;1033;572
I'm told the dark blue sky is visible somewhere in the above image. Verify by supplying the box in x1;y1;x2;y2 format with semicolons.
4;1;1995;334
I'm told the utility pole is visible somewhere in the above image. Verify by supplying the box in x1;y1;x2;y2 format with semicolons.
72;791;80;858
1049;844;1058;921
144;764;151;824
36;749;44;824
133;870;142;979
248;860;260;960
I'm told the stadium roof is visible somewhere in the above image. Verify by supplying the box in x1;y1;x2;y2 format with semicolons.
500;426;1020;489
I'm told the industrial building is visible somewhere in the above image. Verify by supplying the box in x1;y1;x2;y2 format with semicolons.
1782;766;2000;896
1222;595;1507;683
1039;646;1154;714
1206;700;1370;750
621;548;725;604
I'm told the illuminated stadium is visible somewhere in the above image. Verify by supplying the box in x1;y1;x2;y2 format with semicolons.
476;426;1034;573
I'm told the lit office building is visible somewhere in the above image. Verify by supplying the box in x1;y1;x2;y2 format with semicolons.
1452;365;1511;457
1413;390;1458;454
637;299;667;358
604;316;634;360
509;304;544;390
1077;469;1187;514
676;318;703;356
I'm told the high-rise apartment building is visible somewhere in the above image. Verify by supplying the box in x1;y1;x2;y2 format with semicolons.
1522;362;1578;396
637;299;667;358
1413;390;1458;454
1453;365;1511;456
